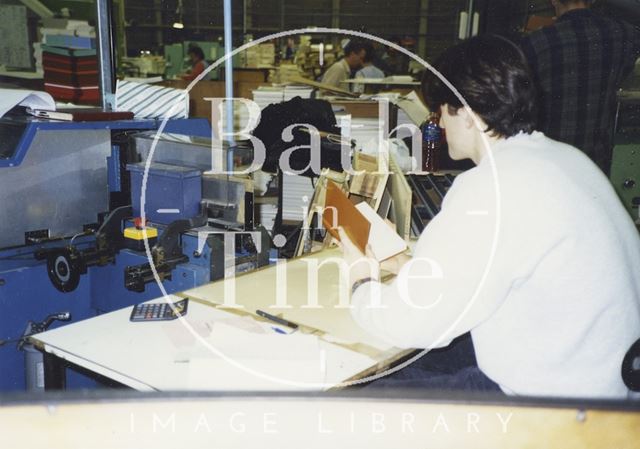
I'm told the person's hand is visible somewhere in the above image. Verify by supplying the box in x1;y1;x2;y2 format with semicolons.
336;227;380;286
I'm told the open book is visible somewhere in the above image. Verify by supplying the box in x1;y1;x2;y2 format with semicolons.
0;88;55;118
27;108;134;122
323;180;407;261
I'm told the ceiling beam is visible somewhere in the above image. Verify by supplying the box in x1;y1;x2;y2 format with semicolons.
19;0;53;18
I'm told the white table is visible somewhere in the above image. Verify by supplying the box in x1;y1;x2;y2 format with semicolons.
31;249;410;391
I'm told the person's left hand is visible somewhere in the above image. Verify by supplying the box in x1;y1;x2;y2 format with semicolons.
336;227;380;286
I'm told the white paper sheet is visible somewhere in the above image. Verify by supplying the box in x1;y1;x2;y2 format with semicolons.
395;91;429;126
186;332;376;391
356;201;408;261
116;80;189;119
0;88;55;118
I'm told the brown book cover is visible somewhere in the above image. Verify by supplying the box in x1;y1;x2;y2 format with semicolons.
44;71;100;86
323;180;371;254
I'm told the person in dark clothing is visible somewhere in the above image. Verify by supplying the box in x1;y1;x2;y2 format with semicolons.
520;0;640;174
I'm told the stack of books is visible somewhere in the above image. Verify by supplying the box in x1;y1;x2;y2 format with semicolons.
40;19;96;49
42;45;99;104
272;63;302;84
40;19;98;104
242;43;276;68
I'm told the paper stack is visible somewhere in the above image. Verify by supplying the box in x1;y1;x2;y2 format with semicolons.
243;43;275;68
40;19;96;50
252;86;287;110
382;75;414;83
283;85;313;101
251;85;314;110
342;115;381;151
395;91;430;126
273;63;302;84
257;203;278;231
0;88;55;119
281;174;315;222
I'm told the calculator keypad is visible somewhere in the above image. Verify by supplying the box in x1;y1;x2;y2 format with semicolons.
130;299;188;322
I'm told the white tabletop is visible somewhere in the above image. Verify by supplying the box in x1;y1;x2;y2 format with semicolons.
33;297;380;391
32;249;407;391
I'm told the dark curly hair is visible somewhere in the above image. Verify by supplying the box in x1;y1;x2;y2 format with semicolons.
422;35;538;138
187;45;205;61
343;39;368;57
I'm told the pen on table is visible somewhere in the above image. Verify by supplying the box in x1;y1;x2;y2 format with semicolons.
256;309;299;330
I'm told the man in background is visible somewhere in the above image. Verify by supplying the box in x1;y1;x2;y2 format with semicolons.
283;38;296;60
520;0;640;174
352;43;385;93
320;40;367;88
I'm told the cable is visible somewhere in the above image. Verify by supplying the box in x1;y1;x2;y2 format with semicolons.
69;231;87;246
0;337;24;347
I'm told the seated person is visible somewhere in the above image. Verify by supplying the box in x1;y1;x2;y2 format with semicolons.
338;35;640;399
283;37;296;60
181;45;211;81
352;44;385;94
321;40;367;88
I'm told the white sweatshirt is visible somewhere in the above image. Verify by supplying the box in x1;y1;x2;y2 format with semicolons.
351;131;640;399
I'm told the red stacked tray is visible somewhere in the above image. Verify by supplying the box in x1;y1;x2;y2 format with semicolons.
42;45;100;104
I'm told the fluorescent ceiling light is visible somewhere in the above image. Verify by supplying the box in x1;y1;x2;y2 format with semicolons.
173;22;184;29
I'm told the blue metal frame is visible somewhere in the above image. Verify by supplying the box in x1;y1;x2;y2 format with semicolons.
0;225;215;392
0;117;212;168
0;117;213;391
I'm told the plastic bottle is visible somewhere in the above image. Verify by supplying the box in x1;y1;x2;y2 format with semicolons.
421;113;442;172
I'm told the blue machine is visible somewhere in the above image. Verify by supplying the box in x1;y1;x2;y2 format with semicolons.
127;162;203;224
0;113;269;392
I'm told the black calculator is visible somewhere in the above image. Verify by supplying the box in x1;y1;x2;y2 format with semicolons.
129;299;189;322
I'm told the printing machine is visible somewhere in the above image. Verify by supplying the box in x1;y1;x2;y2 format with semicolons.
0;111;270;391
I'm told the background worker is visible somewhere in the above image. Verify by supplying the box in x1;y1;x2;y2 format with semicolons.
520;0;640;174
181;45;211;81
320;40;367;88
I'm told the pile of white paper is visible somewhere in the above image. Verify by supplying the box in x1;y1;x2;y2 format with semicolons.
282;174;315;222
252;86;286;110
251;85;314;110
0;88;55;118
257;203;278;231
343;116;382;152
283;85;314;101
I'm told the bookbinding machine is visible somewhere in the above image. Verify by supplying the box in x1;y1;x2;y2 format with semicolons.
0;112;269;391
